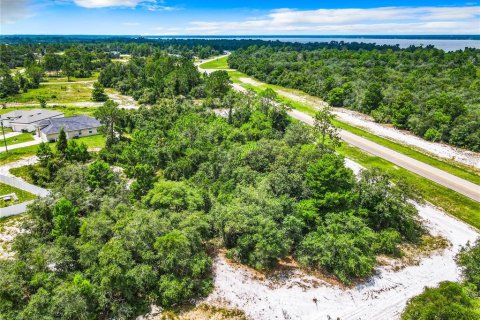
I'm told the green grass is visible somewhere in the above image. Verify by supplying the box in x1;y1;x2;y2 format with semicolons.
0;182;36;208
0;82;93;104
0;106;98;117
0;135;106;165
2;133;34;146
9;165;34;184
0;145;39;166
199;56;229;69
338;143;480;229
43;71;100;83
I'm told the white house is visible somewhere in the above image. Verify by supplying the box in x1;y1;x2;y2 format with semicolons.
1;109;64;132
36;116;102;142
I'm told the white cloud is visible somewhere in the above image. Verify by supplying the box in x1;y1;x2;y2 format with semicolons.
184;6;480;35
74;0;142;7
73;0;176;10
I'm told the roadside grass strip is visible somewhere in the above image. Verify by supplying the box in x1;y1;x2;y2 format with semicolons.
0;182;36;208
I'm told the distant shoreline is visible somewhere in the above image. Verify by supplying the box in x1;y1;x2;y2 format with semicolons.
1;34;479;40
1;34;479;51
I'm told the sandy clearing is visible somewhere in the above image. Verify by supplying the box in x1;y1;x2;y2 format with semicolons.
204;200;478;320
239;77;263;87
0;216;24;260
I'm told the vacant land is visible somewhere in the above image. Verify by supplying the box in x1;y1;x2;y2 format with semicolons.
0;134;105;165
217;69;480;228
200;56;229;69
0;83;92;104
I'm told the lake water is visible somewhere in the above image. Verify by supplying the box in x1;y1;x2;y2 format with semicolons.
152;36;480;52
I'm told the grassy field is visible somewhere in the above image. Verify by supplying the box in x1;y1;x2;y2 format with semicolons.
0;182;36;208
2;133;34;146
224;70;480;227
43;71;99;83
0;134;105;165
0;106;97;117
200;56;229;69
0;82;93;104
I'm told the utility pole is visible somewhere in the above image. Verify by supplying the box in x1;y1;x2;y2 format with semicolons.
1;120;7;152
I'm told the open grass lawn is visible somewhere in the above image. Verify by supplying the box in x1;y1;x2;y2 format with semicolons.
0;182;36;208
0;82;93;104
226;70;480;228
0;134;106;165
0;106;97;117
200;56;229;69
2;133;34;146
44;71;100;83
9;165;35;184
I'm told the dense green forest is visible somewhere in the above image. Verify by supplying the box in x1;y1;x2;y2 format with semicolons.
1;38;479;318
1;85;425;317
229;45;480;151
402;240;480;319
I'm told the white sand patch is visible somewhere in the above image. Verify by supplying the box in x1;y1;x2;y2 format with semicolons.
0;216;24;260
231;83;248;93
344;158;364;176
204;202;478;320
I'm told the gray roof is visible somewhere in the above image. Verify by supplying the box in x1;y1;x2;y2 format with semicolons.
2;109;64;124
39;116;101;134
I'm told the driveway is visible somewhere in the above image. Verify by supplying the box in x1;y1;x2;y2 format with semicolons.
0;135;43;153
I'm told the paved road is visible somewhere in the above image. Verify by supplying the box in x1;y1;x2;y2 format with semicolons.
0;201;34;218
0;159;50;218
288;109;480;202
202;56;480;203
200;56;480;203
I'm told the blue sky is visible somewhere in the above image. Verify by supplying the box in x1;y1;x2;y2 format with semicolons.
1;0;479;35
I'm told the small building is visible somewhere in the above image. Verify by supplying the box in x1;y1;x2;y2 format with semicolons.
36;116;102;142
1;109;64;132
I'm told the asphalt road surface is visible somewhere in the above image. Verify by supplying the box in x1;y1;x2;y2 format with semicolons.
288;109;480;203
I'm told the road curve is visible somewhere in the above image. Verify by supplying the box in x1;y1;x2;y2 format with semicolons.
289;109;480;203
